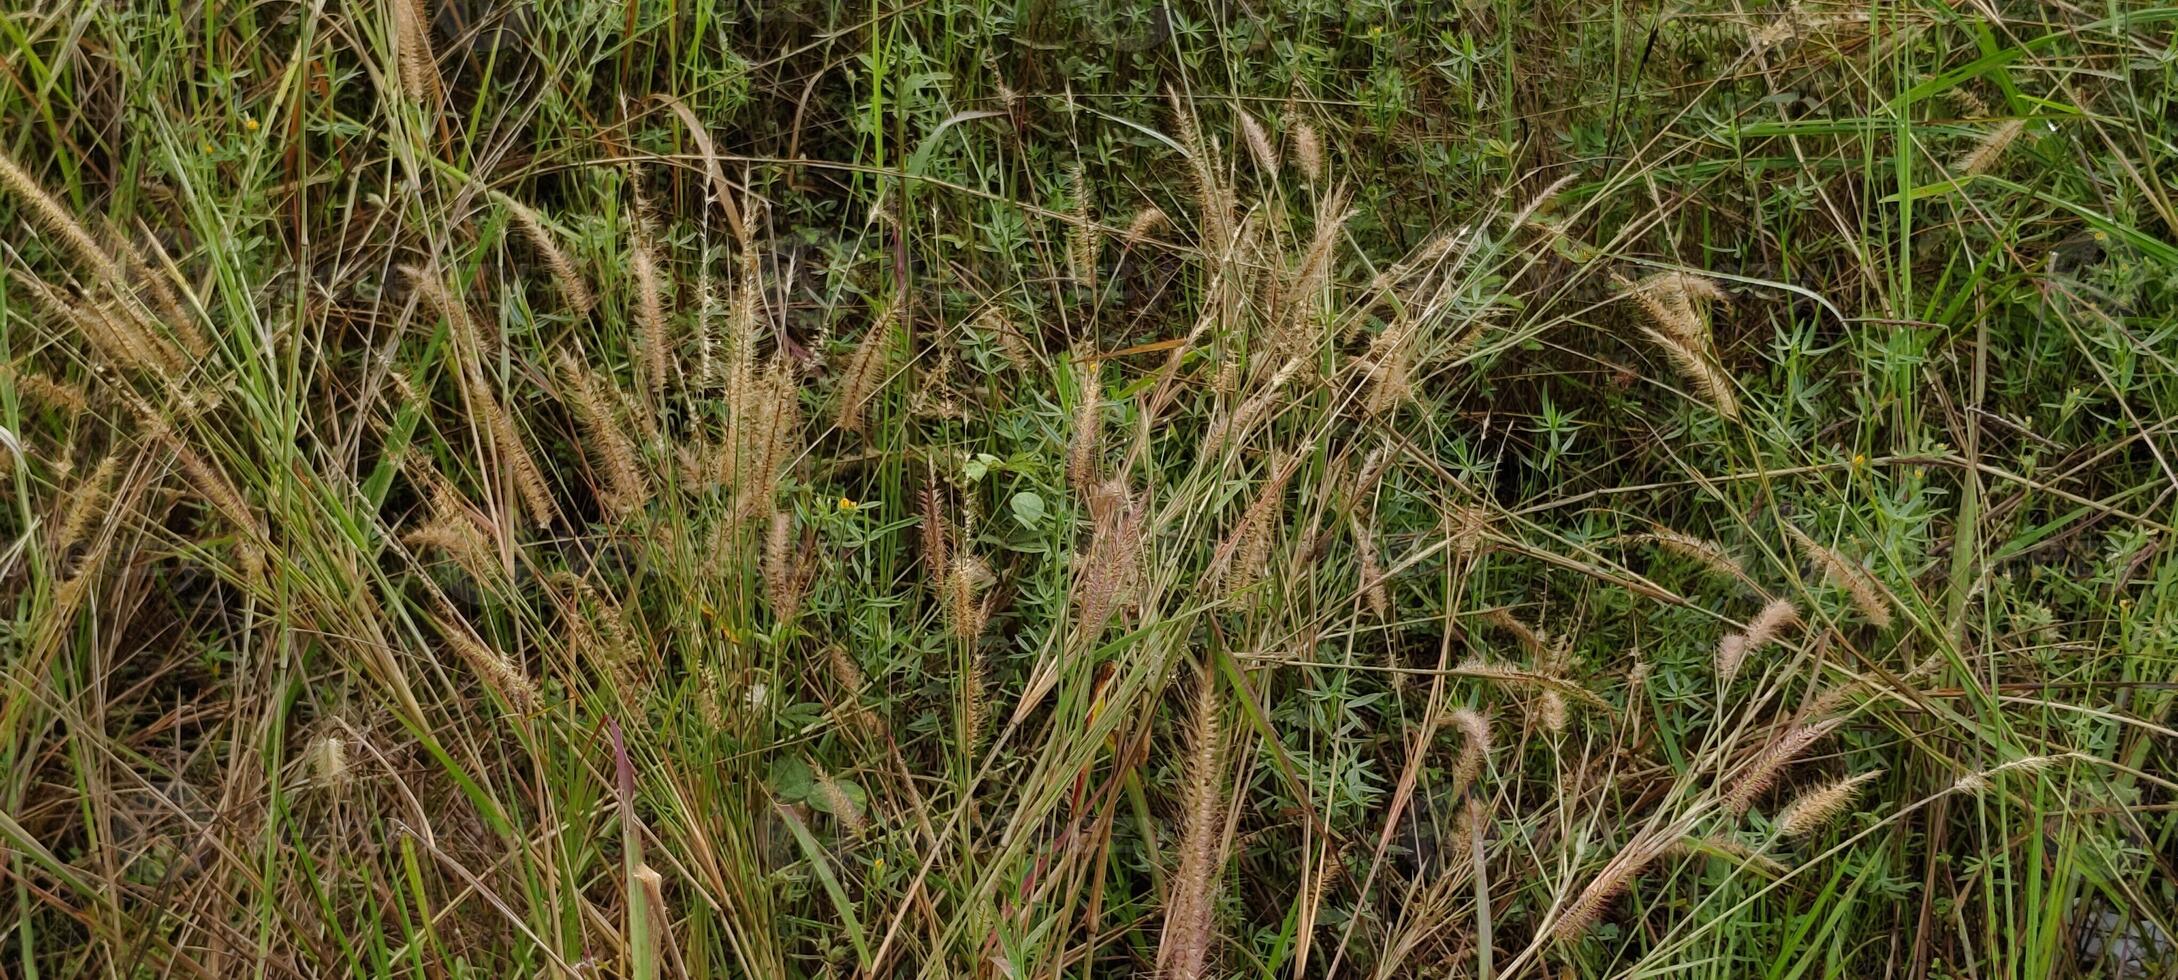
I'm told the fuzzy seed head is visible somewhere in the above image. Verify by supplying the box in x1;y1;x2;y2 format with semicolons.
1775;769;1882;837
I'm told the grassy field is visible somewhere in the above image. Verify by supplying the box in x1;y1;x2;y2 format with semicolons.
2;0;2175;976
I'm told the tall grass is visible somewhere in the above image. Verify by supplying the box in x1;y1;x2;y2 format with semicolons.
2;1;2174;978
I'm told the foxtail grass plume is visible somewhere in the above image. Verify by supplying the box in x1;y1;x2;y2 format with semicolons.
945;555;992;640
732;356;801;517
402;486;497;582
1791;530;1895;629
20;276;182;379
961;654;988;748
1158;664;1225;980
1951;753;2072;794
919;476;950;589
1619;271;1738;418
1665;833;1787;876
627;217;672;399
1068;165;1099;288
1072;477;1144;639
1716;598;1799;685
1551;835;1664;942
974;306;1032;371
457;366;555;528
1068;356;1103;490
0;150;125;289
308;734;351;789
1774;769;1882;837
1361;314;1421;417
1123;206;1168;247
1273;190;1352;357
128;396;262;541
11;368;88;414
54;454;119;559
1954;119;2026;176
556;350;649;518
1237;108;1279;173
810;762;868;835
1633;526;1746;581
392;0;442;108
1289;117;1324;183
1167;88;1233;248
404;264;492;356
835;306;896;435
497;193;595;313
111;227;206;355
1449;504;1493;562
1211;455;1297;593
441;619;539;713
1354;516;1391;618
1445;708;1491;794
764;510;801;620
1724;718;1842;815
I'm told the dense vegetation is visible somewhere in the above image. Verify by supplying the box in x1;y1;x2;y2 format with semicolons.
2;0;2175;976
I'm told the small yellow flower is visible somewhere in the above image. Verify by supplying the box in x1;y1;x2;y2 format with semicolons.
243;115;259;131
839;497;856;511
1851;453;1867;471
